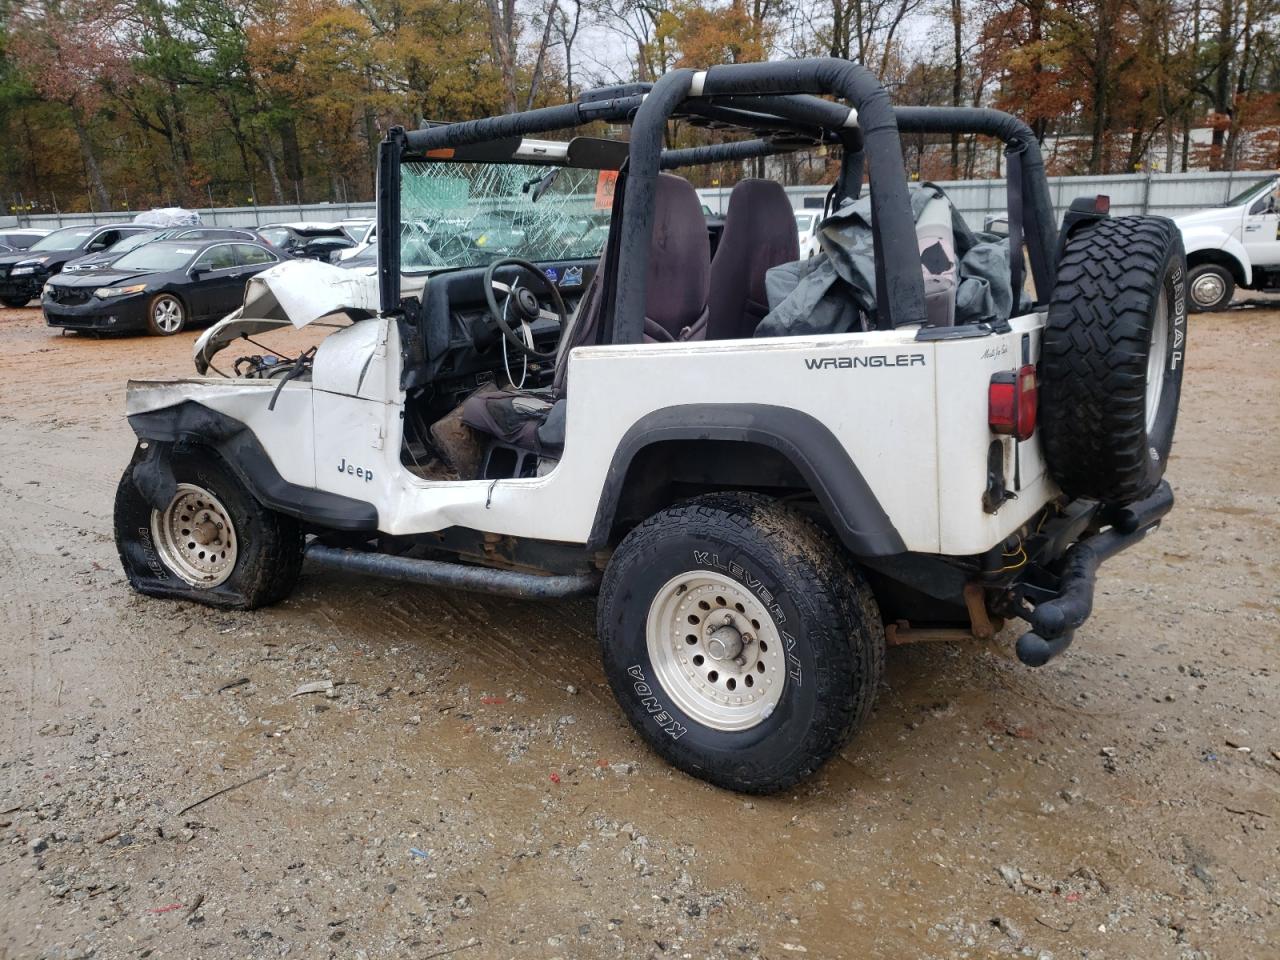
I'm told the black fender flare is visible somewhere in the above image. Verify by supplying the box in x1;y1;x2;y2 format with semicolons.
127;401;379;532
586;404;906;556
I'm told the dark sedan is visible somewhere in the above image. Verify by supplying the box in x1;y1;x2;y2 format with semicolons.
60;226;268;274
0;229;48;250
42;239;281;335
0;223;152;307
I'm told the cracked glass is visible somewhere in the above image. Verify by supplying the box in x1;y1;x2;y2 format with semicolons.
399;162;613;272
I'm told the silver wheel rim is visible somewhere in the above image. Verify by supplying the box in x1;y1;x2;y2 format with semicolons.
1190;272;1225;308
153;297;183;333
149;483;237;587
1145;288;1170;434
645;571;787;732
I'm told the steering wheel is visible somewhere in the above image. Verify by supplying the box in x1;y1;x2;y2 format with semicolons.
482;257;569;361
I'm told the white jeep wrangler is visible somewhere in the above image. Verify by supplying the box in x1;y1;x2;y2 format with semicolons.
1177;173;1280;311
114;60;1187;793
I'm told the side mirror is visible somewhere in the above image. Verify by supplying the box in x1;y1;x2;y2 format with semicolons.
190;266;208;280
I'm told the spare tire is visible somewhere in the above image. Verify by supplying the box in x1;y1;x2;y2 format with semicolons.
1039;216;1187;503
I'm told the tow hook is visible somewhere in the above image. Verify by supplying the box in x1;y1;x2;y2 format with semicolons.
1015;480;1174;667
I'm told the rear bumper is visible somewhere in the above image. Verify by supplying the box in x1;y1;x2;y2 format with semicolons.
1012;481;1174;665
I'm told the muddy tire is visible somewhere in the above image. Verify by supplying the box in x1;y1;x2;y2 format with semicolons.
1186;262;1234;312
597;493;884;794
114;445;303;609
146;293;186;336
1;295;29;308
1039;216;1187;503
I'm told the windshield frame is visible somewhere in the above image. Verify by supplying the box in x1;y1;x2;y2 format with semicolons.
1224;177;1277;208
397;159;614;276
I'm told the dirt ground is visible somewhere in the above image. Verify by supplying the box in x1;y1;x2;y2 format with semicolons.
0;304;1276;960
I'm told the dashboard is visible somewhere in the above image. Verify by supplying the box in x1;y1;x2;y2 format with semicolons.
404;258;600;408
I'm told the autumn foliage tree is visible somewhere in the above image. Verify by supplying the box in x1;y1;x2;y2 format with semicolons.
0;0;1276;212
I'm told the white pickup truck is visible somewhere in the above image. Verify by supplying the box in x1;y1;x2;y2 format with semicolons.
1177;174;1280;311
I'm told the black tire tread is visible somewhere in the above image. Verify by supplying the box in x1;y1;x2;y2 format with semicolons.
1040;215;1183;502
598;492;884;794
114;448;303;610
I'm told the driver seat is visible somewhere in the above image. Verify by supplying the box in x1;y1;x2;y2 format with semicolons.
453;173;710;464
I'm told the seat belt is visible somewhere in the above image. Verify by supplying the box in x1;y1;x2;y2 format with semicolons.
1005;145;1026;314
597;161;629;346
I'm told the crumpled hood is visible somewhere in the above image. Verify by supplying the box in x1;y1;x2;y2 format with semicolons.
192;258;379;375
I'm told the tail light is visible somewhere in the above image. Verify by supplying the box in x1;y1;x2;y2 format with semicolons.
989;364;1038;441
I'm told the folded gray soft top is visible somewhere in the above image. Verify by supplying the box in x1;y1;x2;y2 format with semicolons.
757;183;1024;337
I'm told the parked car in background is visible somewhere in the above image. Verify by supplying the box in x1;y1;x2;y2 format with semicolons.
0;228;49;250
339;218;374;243
794;210;820;257
337;221;377;261
0;224;153;307
258;222;355;261
1176;174;1280;311
42;238;281;335
61;227;267;274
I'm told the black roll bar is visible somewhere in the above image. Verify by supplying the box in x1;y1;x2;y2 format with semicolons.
893;107;1057;301
378;63;1061;323
613;59;926;340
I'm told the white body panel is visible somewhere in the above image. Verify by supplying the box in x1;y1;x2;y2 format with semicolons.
1176;177;1280;285
128;313;1053;558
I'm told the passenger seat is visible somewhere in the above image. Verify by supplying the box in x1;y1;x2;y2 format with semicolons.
706;179;800;340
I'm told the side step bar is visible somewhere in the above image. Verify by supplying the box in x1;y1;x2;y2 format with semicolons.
1016;480;1174;666
304;543;601;600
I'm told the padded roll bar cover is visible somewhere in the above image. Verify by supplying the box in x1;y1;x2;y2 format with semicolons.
893;106;1058;296
613;58;927;343
404;98;646;154
704;60;923;330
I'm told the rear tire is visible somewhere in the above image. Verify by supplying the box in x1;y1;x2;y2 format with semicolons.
1186;263;1234;312
115;445;303;609
1040;216;1187;503
597;493;884;794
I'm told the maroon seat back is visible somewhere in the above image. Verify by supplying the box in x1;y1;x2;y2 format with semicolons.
706;179;800;340
554;172;709;394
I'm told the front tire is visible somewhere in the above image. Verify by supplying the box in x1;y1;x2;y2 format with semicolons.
597;493;884;794
115;445;303;609
1186;262;1234;312
146;293;186;335
1;295;29;308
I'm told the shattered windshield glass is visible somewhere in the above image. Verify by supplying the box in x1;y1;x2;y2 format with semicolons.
399;162;612;272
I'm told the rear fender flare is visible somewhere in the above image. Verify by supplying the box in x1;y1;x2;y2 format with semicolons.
587;403;906;556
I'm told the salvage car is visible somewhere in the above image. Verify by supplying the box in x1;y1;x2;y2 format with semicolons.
61;227;267;274
0;223;152;307
114;59;1185;793
258;222;355;261
43;238;281;335
0;228;49;250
